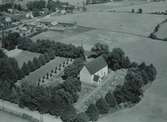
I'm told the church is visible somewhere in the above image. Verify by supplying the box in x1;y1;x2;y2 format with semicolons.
80;56;108;86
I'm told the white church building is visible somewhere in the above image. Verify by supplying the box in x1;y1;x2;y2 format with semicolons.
80;56;108;86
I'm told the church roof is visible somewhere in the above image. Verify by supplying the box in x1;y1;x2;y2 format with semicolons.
85;56;107;74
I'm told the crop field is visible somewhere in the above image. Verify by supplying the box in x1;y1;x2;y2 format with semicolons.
32;26;94;42
40;12;166;37
18;57;67;86
6;49;41;68
0;111;29;122
111;1;167;13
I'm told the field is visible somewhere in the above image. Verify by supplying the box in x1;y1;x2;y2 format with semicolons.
6;49;41;68
18;57;67;86
38;10;167;122
32;26;93;42
154;21;167;40
87;0;148;12
97;35;167;122
0;111;29;122
39;12;166;37
110;1;167;13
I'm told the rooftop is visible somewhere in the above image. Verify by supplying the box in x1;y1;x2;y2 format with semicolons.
85;56;107;74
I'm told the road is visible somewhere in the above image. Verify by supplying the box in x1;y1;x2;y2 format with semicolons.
0;99;62;122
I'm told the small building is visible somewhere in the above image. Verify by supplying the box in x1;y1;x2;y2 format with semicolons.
80;56;108;86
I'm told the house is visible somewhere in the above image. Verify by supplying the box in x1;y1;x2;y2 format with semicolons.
80;56;108;86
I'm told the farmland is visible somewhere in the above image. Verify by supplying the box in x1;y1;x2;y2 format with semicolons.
6;49;41;68
0;111;29;122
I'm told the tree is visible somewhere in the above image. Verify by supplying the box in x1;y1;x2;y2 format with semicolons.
96;98;110;114
131;9;135;13
0;80;13;100
138;8;143;14
0;58;19;82
85;104;99;121
91;42;109;57
145;64;157;81
60;105;77;122
39;55;46;65
0;49;6;58
3;32;20;50
105;91;116;108
17;37;37;51
27;60;35;72
33;57;41;69
21;62;30;76
63;58;84;79
74;113;89;122
44;53;50;63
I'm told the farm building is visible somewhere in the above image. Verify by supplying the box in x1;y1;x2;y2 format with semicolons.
80;56;108;86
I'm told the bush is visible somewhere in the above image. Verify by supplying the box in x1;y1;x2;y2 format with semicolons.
105;91;116;108
85;104;99;121
74;113;89;122
96;98;110;114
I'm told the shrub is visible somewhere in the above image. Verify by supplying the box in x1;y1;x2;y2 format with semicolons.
96;98;110;114
105;92;116;108
85;104;99;121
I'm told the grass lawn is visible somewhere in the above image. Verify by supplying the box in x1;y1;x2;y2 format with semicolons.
6;49;41;68
18;57;67;86
0;111;29;122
